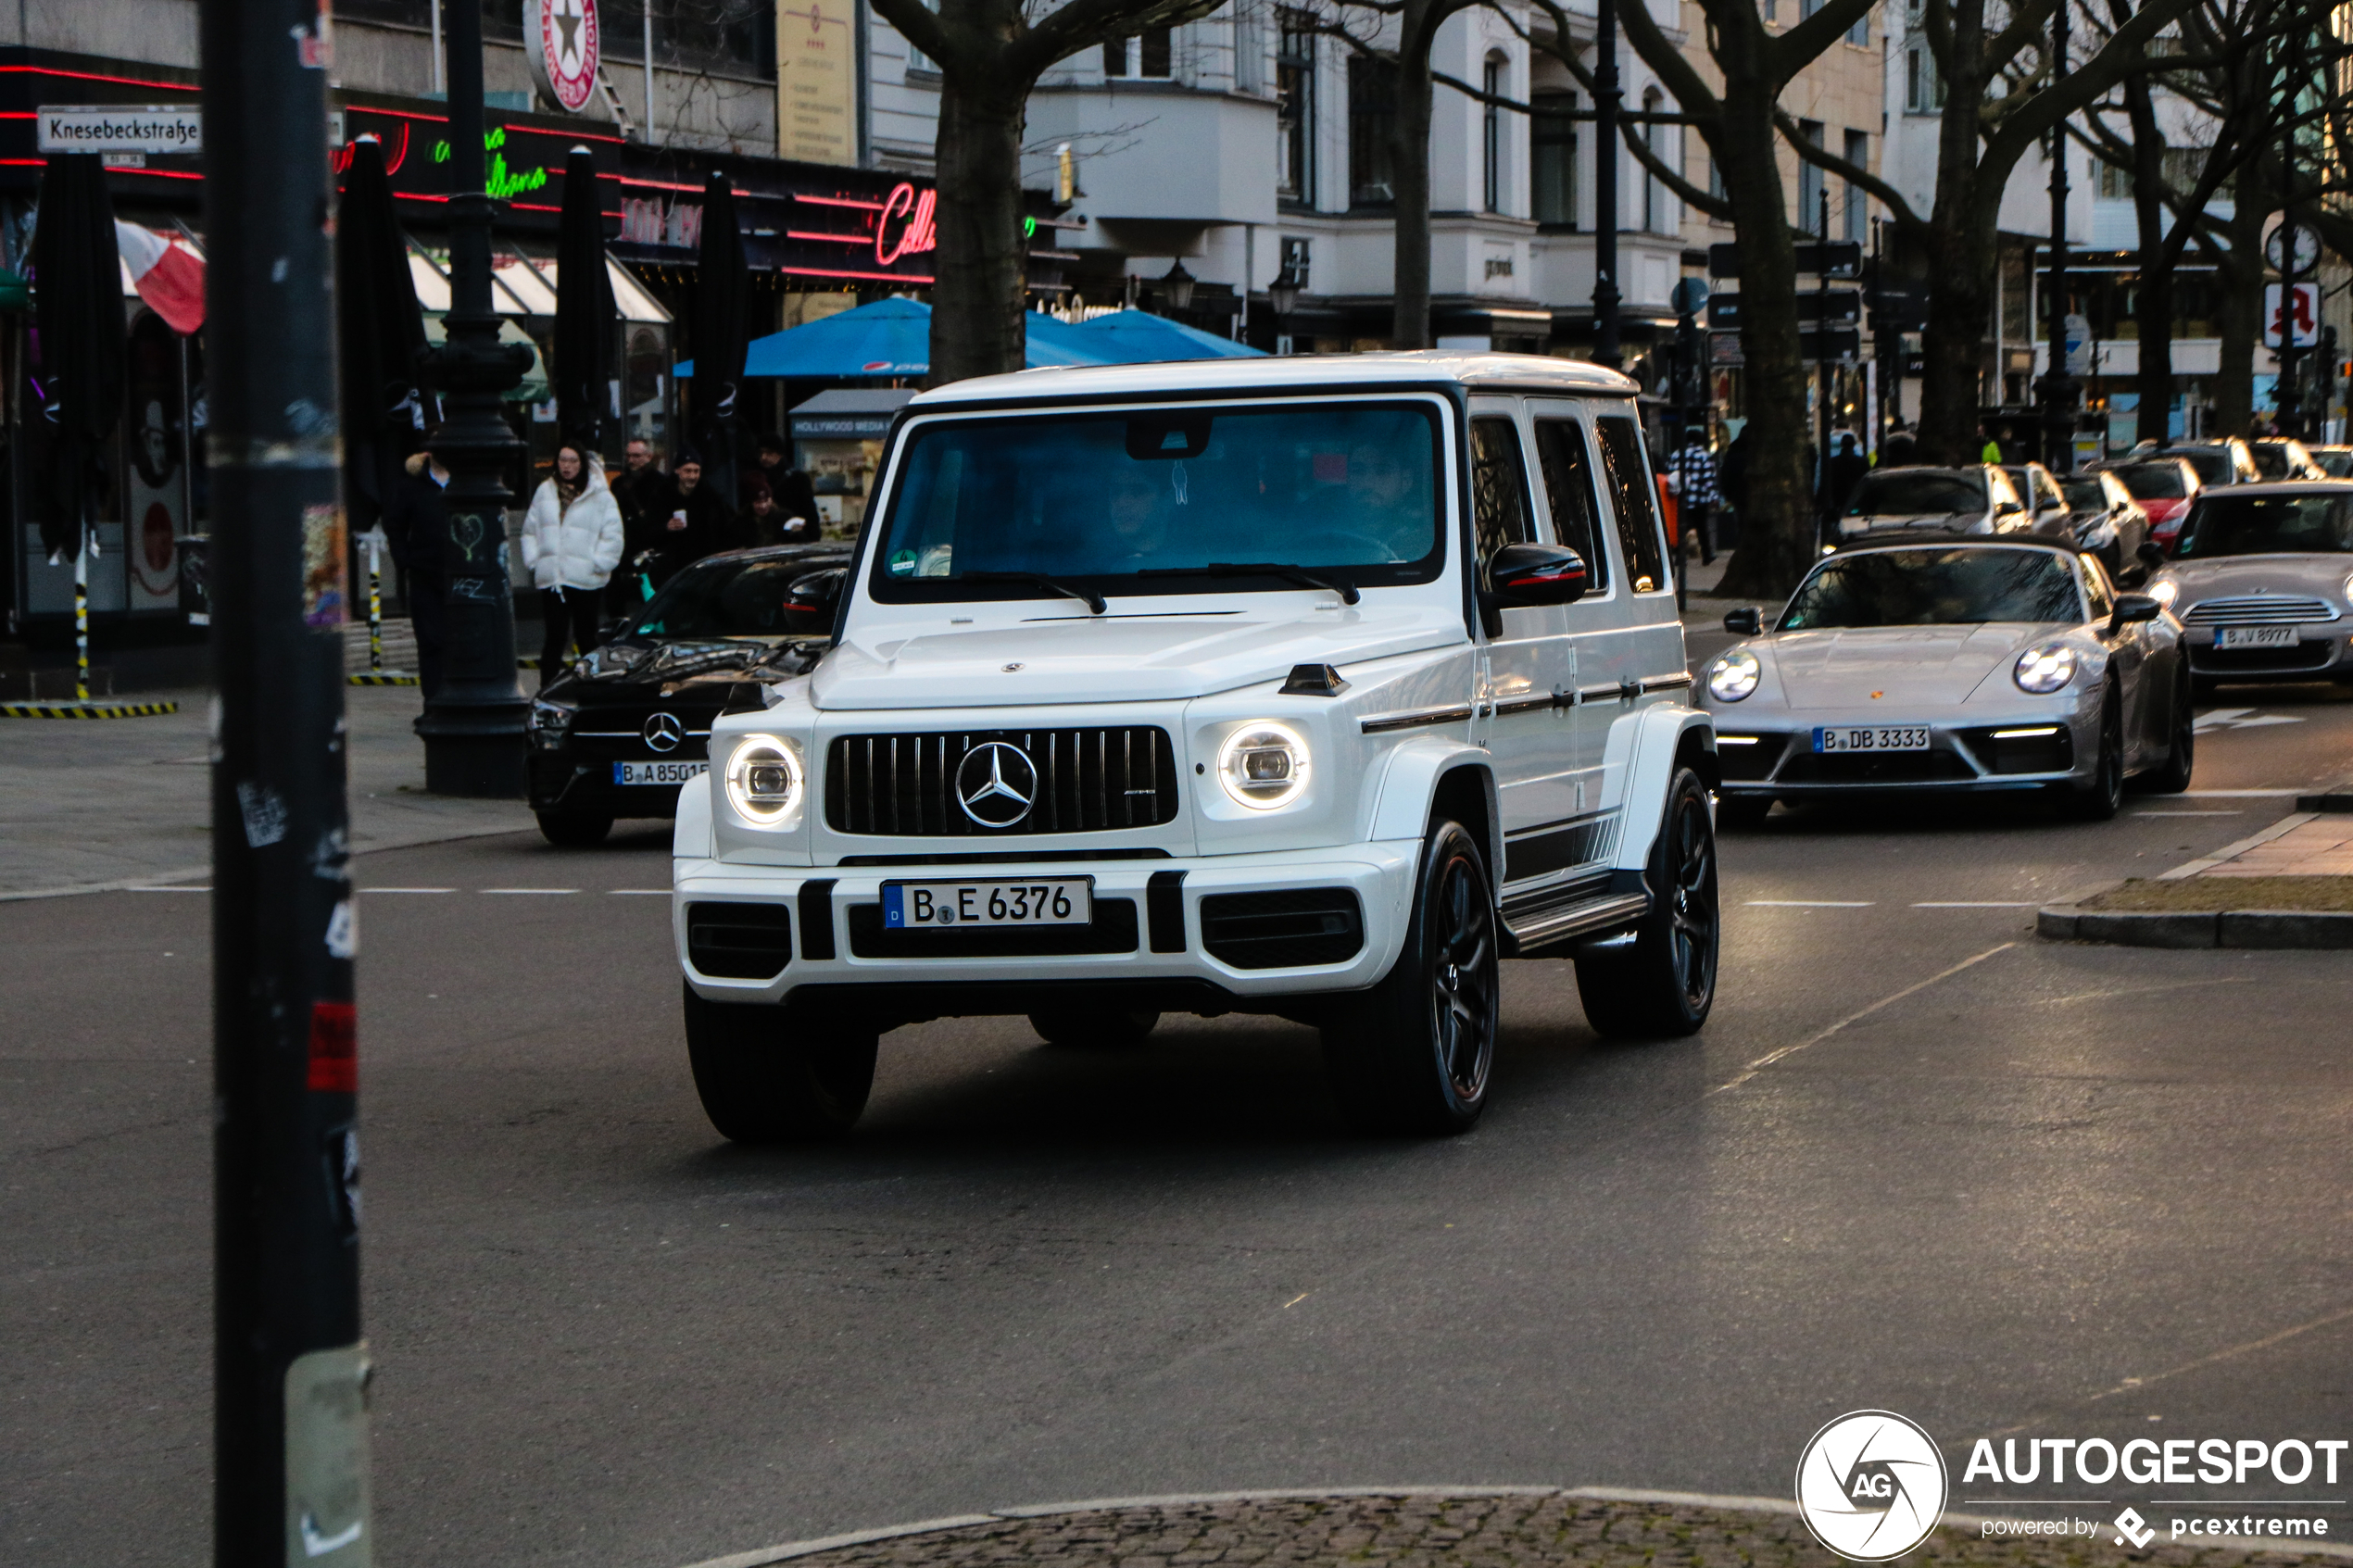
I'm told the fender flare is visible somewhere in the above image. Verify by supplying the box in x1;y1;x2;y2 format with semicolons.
673;771;715;861
1368;734;1501;873
1609;703;1718;874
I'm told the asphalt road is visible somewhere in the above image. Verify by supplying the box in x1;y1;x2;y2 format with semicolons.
6;682;2352;1568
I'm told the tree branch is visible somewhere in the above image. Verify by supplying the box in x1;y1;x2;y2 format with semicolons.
1772;110;1928;229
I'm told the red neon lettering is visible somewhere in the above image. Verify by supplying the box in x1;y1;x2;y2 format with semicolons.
874;182;937;267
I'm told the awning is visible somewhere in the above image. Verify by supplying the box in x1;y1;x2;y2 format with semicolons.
405;245;671;322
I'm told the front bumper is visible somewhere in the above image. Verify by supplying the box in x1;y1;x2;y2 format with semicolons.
673;843;1419;1015
2184;626;2352;682
530;749;710;819
1711;714;2087;797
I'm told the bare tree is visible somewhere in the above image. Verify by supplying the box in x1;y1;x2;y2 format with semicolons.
868;0;1228;382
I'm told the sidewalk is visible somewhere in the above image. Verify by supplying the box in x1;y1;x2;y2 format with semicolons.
0;681;535;898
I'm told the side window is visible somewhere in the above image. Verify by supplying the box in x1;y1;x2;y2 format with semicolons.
2079;556;2115;620
1531;418;1609;593
1593;413;1667;593
1469;415;1534;562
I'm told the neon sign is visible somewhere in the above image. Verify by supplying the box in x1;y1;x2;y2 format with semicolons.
875;182;937;267
428;127;552;198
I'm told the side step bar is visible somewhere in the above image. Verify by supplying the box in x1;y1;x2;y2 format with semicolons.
1501;890;1651;954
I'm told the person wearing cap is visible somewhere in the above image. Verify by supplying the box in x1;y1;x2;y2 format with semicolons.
755;432;825;543
644;450;742;585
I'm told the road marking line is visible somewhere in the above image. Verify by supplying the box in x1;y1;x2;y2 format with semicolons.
361;886;455;894
1715;942;2016;1093
2159;811;2317;880
1744;899;1875;907
2183;789;2305;797
481;888;580;895
608;889;671;896
2132;810;2241;817
1911;901;2035;908
127;885;210;893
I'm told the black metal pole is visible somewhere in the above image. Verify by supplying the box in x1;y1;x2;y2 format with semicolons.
1591;0;1621;370
2041;0;2078;471
199;0;371;1560
416;0;532;795
1817;187;1831;533
2274;43;2302;438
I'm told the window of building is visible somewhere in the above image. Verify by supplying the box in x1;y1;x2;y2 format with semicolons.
1235;7;1264;94
1349;54;1400;207
1763;0;1778;21
1797;119;1825;232
1104;35;1126;75
1277;10;1316;204
1847;6;1868;44
1104;27;1172;78
1642;87;1665;232
1843;129;1869;242
1707;154;1723;201
1532;91;1578;228
900;0;938;73
1483;55;1507;213
1906;48;1945;111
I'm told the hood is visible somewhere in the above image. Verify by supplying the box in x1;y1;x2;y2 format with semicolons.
2161;553;2353;608
555;636;824;696
812;603;1464;709
1765;624;2056;708
1844;510;1990;533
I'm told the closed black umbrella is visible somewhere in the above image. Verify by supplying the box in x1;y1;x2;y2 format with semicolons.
690;170;749;502
334;135;428;536
31;154;124;563
553;146;617;460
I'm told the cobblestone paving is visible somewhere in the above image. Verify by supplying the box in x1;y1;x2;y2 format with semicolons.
750;1496;2346;1568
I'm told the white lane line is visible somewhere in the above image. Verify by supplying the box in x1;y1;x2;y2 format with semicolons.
128;885;210;893
481;888;580;896
362;886;456;894
1912;901;2036;908
2183;789;2305;797
1715;942;2016;1093
2131;810;2241;817
608;889;671;896
1745;899;1875;908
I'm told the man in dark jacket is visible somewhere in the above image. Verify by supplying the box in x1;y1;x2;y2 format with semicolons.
754;433;824;542
651;452;741;584
1823;428;1869;517
382;444;451;696
610;437;673;615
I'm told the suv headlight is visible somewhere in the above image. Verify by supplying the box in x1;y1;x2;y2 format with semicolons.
1706;648;1761;702
723;733;805;825
2014;644;2078;694
1217;721;1310;809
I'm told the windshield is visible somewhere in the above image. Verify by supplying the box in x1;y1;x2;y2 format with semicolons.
630;553;838;639
1846;470;1985;517
2171;448;2236;485
2058;477;2109;511
869;401;1445;603
2315;449;2353;478
2174;493;2353;558
2110;461;2190;499
1780;548;2084;629
2002;468;2048;505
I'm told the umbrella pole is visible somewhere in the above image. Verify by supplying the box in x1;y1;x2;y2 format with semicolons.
75;518;90;703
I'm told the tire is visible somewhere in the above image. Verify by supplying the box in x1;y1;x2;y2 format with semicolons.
2132;659;2196;795
1320;819;1499;1135
1575;768;1720;1039
2063;682;2125;821
536;810;612;847
1715;795;1773;831
682;984;877;1143
1030;1009;1159;1047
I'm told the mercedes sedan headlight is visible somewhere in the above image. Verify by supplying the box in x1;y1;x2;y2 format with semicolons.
1706;648;1761;702
527;698;575;750
1217;721;1310;809
2014;644;2079;694
724;733;805;825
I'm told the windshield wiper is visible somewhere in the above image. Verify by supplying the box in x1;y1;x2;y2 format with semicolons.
1139;562;1361;605
962;571;1107;615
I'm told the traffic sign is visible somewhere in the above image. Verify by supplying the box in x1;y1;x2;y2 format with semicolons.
1670;275;1711;317
1802;326;1861;361
1707;240;1862;279
2264;282;2321;348
1706;292;1858;329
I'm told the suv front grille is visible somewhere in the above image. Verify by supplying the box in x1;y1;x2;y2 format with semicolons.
2182;596;2340;625
825;727;1181;837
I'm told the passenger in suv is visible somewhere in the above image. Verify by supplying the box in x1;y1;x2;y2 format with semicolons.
671;355;1722;1141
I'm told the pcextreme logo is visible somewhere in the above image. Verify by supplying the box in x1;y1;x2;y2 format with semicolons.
1797;1410;1952;1561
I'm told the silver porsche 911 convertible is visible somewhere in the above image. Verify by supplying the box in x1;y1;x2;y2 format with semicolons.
1701;533;2194;826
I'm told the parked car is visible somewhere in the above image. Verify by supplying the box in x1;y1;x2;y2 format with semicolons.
526;542;850;846
2099;456;2203;553
2250;437;2327;481
2002;462;2072;533
2305;445;2353;479
1703;533;2191;825
2055;469;2152;572
2149;481;2353;688
1836;465;2032;540
673;353;1722;1140
2132;437;2260;491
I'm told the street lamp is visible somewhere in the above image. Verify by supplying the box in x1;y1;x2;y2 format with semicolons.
1591;0;1622;369
2037;0;2079;472
1160;258;1197;314
1268;265;1302;357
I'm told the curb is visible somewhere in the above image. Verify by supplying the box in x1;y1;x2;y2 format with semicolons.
672;1484;2353;1568
2296;781;2353;812
2039;905;2353;948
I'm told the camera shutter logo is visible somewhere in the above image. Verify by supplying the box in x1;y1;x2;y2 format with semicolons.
956;742;1037;828
1795;1410;1948;1562
642;712;684;753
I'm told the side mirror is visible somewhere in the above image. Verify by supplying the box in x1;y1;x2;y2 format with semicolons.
1488;542;1589;608
2107;592;2163;634
785;567;846;632
2135;540;2166;569
1722;607;1763;635
1996;499;2025;517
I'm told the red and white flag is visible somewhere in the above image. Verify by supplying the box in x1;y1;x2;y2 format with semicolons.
114;220;205;335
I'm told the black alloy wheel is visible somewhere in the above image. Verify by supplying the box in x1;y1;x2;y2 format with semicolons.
1321;819;1498;1135
683;984;878;1142
536;810;613;847
2064;683;2125;821
2133;659;2196;795
1574;767;1719;1039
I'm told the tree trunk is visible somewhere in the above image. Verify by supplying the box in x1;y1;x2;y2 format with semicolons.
1711;77;1816;600
1915;196;2002;466
929;73;1031;384
1390;27;1437;349
2209;176;2266;438
2119;19;2173;448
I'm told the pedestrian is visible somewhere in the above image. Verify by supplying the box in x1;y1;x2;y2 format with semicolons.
1672;429;1718;565
1824;428;1869;517
754;432;824;539
521;443;624;685
1881;424;1919;468
650;450;742;584
1978;422;2004;463
610;437;673;615
382;436;451;696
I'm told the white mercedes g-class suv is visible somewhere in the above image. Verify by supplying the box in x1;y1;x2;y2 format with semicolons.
672;353;1719;1139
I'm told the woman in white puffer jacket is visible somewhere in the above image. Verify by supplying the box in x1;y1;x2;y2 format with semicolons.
521;445;625;683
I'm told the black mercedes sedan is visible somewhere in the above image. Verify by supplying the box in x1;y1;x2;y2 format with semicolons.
526;543;849;846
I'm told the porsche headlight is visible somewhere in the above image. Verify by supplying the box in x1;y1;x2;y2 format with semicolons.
1217;721;1310;809
2344;571;2353;610
724;733;804;825
2148;579;2179;608
1706;648;1762;702
2014;644;2079;694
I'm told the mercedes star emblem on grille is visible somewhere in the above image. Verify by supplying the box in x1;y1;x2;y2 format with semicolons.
955;742;1038;827
642;712;685;753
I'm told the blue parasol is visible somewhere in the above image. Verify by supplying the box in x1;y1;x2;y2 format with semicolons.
1072;308;1267;361
680;298;1114;379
